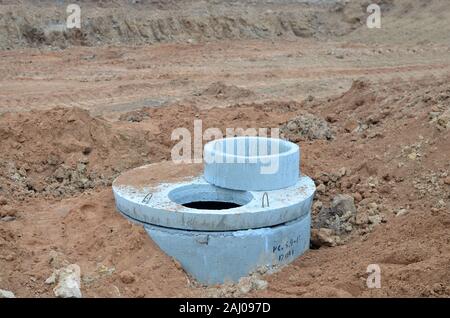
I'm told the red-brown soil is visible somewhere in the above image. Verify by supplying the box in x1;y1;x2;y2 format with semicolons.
0;0;449;298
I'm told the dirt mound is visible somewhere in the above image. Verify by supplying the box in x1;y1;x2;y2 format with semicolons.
250;75;449;297
0;100;306;202
280;113;334;141
0;189;202;297
199;82;255;100
118;108;151;123
0;107;165;200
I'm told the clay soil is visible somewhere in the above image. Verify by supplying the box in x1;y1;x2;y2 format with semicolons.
0;0;449;298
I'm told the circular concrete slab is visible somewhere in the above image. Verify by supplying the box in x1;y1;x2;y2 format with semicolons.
113;161;315;231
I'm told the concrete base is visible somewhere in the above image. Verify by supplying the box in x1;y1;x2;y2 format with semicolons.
145;214;311;285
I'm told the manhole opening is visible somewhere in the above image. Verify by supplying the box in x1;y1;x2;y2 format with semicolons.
168;184;253;211
182;201;242;210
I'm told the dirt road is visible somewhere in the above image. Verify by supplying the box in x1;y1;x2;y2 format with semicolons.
1;39;449;117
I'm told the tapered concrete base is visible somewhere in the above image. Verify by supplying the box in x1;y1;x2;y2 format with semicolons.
145;214;311;285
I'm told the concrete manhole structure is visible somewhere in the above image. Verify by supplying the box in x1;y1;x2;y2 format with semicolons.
113;137;316;284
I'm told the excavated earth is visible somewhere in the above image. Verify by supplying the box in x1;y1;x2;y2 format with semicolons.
0;0;449;297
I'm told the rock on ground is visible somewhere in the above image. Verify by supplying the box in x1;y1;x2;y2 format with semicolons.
119;270;136;284
331;194;357;217
314;194;357;234
311;228;340;248
0;289;15;298
53;264;82;298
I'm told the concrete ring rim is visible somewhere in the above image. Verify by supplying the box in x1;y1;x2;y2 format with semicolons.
113;169;315;231
204;136;299;161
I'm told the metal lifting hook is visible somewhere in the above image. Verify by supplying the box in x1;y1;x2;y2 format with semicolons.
142;193;153;204
262;192;270;208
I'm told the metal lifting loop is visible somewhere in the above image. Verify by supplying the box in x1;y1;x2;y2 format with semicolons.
142;193;153;204
262;192;270;208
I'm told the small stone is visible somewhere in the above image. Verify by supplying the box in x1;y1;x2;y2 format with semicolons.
0;206;17;218
326;114;338;123
45;271;58;285
309;268;323;278
311;228;338;247
254;279;268;291
444;177;450;186
437;110;450;129
344;224;353;232
82;147;92;156
340;180;352;190
354;211;369;225
313;200;323;211
0;197;7;206
238;277;253;294
408;152;417;160
331;194;356;217
26;180;45;193
316;183;326;194
48;250;64;268
1;216;16;222
353;192;362;202
340;210;353;222
47;155;61;166
338;167;347;178
0;289;15;298
53;264;82;298
286;121;298;131
256;266;269;275
97;264;115;275
5;253;15;261
76;163;87;173
319;174;330;184
344;120;359;133
368;215;382;226
396;209;408;217
330;173;339;183
119;271;136;284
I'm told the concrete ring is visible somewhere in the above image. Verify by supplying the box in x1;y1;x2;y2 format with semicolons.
204;136;300;191
112;162;315;231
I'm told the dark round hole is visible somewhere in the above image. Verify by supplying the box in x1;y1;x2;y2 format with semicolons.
169;184;253;210
182;201;242;210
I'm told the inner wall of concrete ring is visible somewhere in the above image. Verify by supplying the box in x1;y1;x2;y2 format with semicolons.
145;214;311;285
